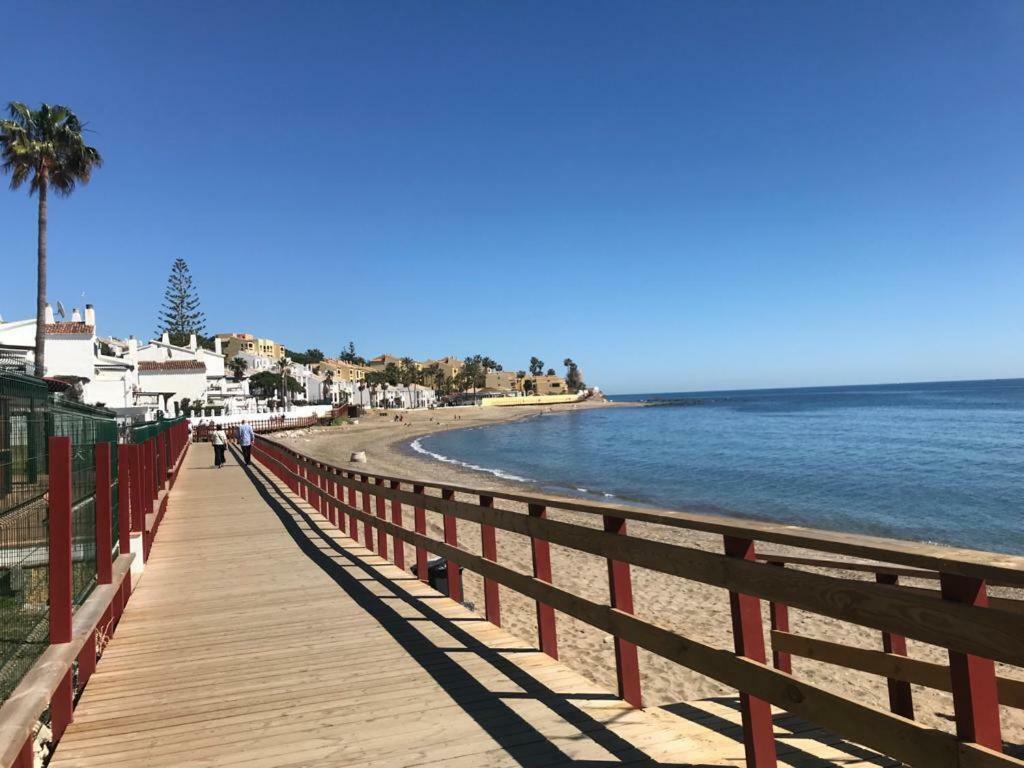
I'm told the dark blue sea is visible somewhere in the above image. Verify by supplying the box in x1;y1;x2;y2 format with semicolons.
411;379;1024;554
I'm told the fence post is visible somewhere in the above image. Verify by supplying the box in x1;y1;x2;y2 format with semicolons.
347;474;359;540
95;443;113;585
48;436;73;644
361;475;374;551
441;488;463;602
876;573;914;719
327;470;338;527
389;480;405;570
48;436;75;743
940;573;1002;750
529;503;558;659
603;515;641;708
129;444;144;534
480;495;500;626
413;484;427;582
723;535;777;768
117;444;131;555
767;562;791;673
375;478;388;559
148;438;158;504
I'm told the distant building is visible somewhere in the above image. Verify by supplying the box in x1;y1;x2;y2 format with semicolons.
215;333;285;362
320;358;371;384
484;371;524;393
368;353;410;370
528;374;568;395
423;356;464;380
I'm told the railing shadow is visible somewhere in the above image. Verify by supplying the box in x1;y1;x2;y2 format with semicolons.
233;448;717;768
660;700;898;768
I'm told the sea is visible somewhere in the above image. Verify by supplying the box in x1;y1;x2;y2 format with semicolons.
409;379;1024;554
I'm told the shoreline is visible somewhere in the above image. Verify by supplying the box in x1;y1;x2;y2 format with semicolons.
276;400;1024;742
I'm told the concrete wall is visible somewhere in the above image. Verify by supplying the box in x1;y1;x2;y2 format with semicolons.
480;394;582;407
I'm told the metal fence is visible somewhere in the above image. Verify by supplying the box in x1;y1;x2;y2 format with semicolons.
0;373;49;705
0;373;119;702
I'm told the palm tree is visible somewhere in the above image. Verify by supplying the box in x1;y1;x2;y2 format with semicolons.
0;103;103;377
229;356;248;382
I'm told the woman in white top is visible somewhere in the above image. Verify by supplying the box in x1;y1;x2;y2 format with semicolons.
210;426;228;468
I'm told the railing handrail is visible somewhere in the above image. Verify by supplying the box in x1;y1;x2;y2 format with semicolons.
251;435;1024;768
255;433;1024;586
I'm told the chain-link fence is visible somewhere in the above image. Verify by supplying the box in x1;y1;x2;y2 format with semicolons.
48;400;118;607
0;373;119;702
0;373;51;702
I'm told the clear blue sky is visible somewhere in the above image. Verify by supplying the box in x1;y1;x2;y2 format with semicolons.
2;2;1022;394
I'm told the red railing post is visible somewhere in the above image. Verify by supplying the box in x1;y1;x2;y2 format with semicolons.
148;438;158;505
480;495;500;626
13;736;33;768
326;470;337;526
347;474;359;540
389;480;405;570
603;514;642;708
311;462;322;513
940;573;1002;750
48;436;73;644
51;670;73;744
441;488;463;602
361;474;374;551
413;484;428;582
529;503;558;659
724;535;777;768
876;573;914;719
95;443;113;585
375;478;388;559
767;562;791;673
129;444;144;534
117;444;131;555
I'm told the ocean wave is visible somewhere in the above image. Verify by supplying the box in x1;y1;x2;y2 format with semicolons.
409;438;533;483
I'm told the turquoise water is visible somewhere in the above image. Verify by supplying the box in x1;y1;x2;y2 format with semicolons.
411;379;1024;554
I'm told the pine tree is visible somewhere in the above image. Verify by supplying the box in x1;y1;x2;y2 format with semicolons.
156;259;206;344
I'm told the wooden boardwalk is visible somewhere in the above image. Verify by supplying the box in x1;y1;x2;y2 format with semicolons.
49;447;894;767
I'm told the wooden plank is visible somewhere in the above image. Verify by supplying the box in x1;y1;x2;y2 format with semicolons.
771;630;1024;710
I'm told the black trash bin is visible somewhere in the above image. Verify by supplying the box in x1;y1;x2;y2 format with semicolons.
411;557;463;597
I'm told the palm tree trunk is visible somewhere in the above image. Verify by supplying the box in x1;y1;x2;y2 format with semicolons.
34;172;48;378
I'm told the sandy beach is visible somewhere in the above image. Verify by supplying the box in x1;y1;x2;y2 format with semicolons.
277;401;1024;744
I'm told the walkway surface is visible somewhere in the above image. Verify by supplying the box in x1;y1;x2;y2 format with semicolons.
50;447;893;767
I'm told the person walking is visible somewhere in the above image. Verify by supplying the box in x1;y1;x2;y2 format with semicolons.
210;425;227;468
237;419;255;466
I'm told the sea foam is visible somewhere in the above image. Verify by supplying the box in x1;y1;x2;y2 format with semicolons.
410;438;532;483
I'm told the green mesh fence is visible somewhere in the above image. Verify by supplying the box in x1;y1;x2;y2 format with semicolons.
0;373;50;702
47;400;118;607
0;375;119;702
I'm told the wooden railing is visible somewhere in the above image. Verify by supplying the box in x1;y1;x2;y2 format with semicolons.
252;434;1024;768
190;411;339;443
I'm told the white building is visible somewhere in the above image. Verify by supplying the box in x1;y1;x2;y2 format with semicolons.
0;304;137;410
134;332;250;415
0;304;254;418
345;382;436;409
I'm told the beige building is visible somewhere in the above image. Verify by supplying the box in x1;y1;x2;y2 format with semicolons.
423;356;464;380
216;333;285;361
484;371;524;392
528;374;568;395
368;354;415;370
320;358;371;383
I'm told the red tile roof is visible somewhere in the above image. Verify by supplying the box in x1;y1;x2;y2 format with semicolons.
138;360;207;372
43;323;94;335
